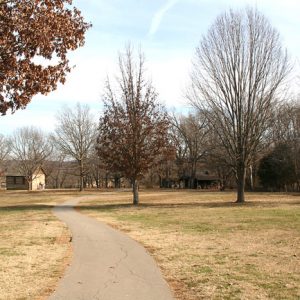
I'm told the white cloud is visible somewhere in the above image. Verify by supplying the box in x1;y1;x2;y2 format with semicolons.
149;53;192;109
2;0;299;135
148;0;179;36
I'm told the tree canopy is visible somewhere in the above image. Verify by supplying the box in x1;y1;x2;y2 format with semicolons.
189;7;290;202
258;143;297;191
52;103;97;191
0;0;90;115
97;46;173;204
10;126;52;190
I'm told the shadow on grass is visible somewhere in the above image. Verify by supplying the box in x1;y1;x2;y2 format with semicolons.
76;200;300;211
0;204;85;212
1;199;299;213
0;204;55;212
77;202;238;211
0;202;234;214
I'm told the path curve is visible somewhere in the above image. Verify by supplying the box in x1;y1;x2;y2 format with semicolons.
49;197;174;300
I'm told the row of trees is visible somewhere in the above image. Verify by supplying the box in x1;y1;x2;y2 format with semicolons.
258;104;300;191
0;95;298;198
0;104;97;191
1;4;299;204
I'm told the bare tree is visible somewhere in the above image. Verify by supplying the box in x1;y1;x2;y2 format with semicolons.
10;127;52;190
0;133;10;163
97;46;173;205
52;103;97;191
84;147;105;189
270;101;300;144
188;8;290;202
43;147;68;189
171;112;209;188
206;129;235;190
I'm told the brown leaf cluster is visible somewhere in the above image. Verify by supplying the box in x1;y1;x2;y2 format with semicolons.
0;0;91;115
97;47;174;183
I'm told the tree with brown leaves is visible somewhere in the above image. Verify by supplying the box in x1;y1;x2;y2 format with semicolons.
97;46;173;205
0;0;90;115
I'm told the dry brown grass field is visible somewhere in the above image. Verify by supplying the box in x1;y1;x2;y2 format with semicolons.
0;190;80;300
0;190;299;300
78;190;300;300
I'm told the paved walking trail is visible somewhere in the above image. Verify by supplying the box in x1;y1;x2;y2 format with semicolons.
49;197;174;300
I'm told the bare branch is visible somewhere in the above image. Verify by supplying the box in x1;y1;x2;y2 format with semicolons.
188;7;291;202
52;103;97;191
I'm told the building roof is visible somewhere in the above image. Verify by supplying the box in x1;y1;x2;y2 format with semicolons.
0;160;45;177
196;175;219;181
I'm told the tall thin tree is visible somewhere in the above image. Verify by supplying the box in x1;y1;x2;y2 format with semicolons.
188;8;290;202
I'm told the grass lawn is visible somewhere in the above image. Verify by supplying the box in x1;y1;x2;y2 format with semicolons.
0;190;80;300
78;190;300;300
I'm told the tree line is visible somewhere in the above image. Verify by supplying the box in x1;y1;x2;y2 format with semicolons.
0;94;298;201
0;3;299;204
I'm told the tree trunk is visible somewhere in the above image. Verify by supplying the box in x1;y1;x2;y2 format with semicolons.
95;170;100;188
132;179;139;205
188;161;196;189
249;165;254;191
105;172;108;188
236;166;246;203
79;160;84;191
114;175;120;188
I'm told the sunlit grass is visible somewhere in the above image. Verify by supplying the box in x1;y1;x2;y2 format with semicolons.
79;190;300;300
0;191;80;300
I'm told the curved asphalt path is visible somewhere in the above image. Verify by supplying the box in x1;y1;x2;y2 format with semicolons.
49;197;174;300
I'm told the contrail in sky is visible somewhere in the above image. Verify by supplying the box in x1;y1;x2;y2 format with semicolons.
148;0;179;36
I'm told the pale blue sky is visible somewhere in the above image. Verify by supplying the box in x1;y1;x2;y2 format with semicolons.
1;0;299;135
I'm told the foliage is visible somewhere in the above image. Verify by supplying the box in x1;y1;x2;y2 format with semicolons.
258;143;297;190
261;102;300;191
97;46;173;204
0;0;90;115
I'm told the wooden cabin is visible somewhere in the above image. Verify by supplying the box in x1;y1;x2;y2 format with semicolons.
2;163;46;190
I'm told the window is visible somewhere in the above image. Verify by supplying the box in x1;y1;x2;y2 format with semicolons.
6;176;26;185
7;176;14;184
15;177;24;185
